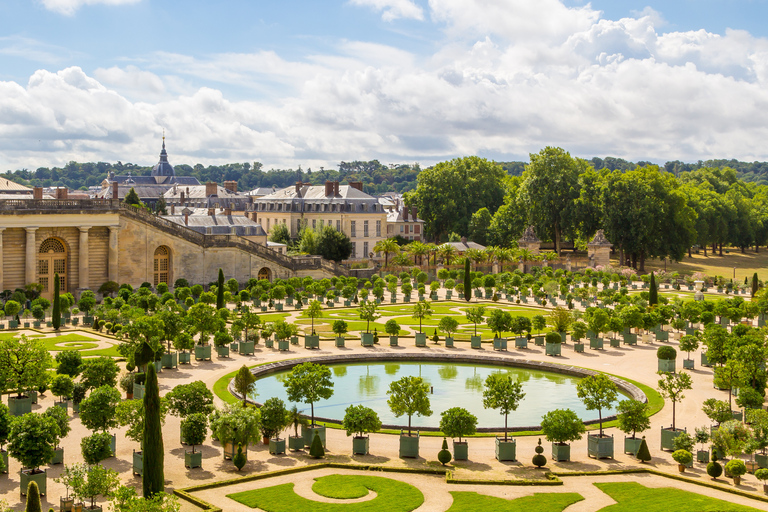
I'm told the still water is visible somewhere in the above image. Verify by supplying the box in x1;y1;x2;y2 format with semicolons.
251;362;624;429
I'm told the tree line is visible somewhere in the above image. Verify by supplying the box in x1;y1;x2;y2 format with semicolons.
408;148;768;271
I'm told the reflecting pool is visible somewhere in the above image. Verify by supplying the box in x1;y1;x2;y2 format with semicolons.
251;361;626;429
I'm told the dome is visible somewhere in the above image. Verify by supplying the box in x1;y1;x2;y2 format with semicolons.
151;138;175;177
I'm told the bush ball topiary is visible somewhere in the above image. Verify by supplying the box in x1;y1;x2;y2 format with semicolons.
672;449;692;469
707;454;723;480
437;437;452;465
725;459;747;478
545;332;562;344
532;438;547;468
657;346;676;360
309;432;325;459
233;443;246;471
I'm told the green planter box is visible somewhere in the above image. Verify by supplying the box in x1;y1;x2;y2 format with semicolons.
534;336;544;346
755;453;768;468
216;345;230;357
622;332;637;345
288;436;304;451
229;342;239;352
415;333;427;347
701;352;710;367
194;344;211;361
275;304;283;311
8;320;18;329
8;395;32;416
265;338;274;348
656;330;669;341
239;341;255;355
389;336;399;347
609;338;620;348
445;337;454;348
20;469;46;496
344;300;351;307
28;390;38;404
291;336;299;345
457;293;463;299
305;335;320;349
72;402;80;414
470;336;482;349
624;437;642;455
269;438;286;455
133;450;143;476
399;433;419;458
404;296;411;302
361;333;374;347
133;383;145;400
587;434;613;459
658;359;676;373
697;450;710;464
589;338;603;350
185;450;203;468
178;352;191;364
278;340;290;351
495;437;516;462
50;446;64;465
352;436;370;455
302;425;326;448
552;442;570;462
514;337;527;349
545;342;561;356
683;359;694;369
71;318;79;325
33;321;41;328
573;342;584;353
493;338;507;351
335;336;345;347
453;441;468;461
445;291;452;299
661;427;685;451
161;352;177;369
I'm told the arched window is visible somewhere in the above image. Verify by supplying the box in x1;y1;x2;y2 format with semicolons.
153;246;170;286
257;267;271;281
38;238;66;298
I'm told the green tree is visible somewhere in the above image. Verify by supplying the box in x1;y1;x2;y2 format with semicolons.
576;374;618;437
373;238;400;268
387;376;431;436
636;437;652;463
411;300;432;333
52;273;61;330
649;272;658;306
283;362;334;427
519;146;586;253
80;432;114;465
0;335;52;397
25;480;41;512
465;306;486;336
7;412;59;471
180;413;207;454
439;407;478;443
657;371;693;431
143;363;164;498
616;400;650;439
342;404;382;438
316;225;353;262
124;187;143;207
260;397;288;440
269;223;291;245
79;356;119;390
468;207;492;245
216;269;225;310
540;408;585;445
482;373;526;441
233;365;256;407
165;381;214;419
79;385;121;433
306;300;323;335
357;300;380;333
412;156;506;240
463;259;471;303
55;349;82;378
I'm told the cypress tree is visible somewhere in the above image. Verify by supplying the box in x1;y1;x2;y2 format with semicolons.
463;258;471;303
648;272;657;306
143;363;164;498
636;436;651;463
52;272;61;331
752;272;759;297
25;481;41;512
216;269;225;310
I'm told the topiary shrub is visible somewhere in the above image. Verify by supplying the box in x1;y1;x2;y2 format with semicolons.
636;436;651;463
545;332;561;344
25;480;41;512
657;346;676;360
532;438;547;468
707;454;723;479
725;459;747;481
437;438;452;465
233;443;246;471
309;431;325;459
672;449;692;469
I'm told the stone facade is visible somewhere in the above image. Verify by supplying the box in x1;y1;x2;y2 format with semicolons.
587;230;613;267
518;226;541;255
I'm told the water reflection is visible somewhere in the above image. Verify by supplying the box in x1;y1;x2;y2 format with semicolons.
438;365;458;381
384;363;400;375
332;366;347;377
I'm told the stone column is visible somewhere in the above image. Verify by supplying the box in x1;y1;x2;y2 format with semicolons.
108;226;119;284
25;227;38;285
79;227;91;290
0;228;5;291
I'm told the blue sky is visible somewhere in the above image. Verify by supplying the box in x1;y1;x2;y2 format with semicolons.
2;0;768;171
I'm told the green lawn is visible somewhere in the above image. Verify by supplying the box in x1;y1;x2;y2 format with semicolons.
447;491;583;512
593;482;764;511
228;474;424;511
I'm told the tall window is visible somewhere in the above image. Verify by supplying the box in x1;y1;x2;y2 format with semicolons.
312;219;316;229
351;221;356;237
363;242;369;258
351;242;357;258
153;246;170;286
363;220;369;237
336;219;340;231
376;220;381;237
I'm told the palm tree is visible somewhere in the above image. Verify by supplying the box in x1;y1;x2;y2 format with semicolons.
517;248;533;269
495;247;513;272
541;251;559;267
392;253;411;268
406;241;429;266
464;248;485;271
424;243;438;266
437;244;457;266
484;246;497;266
374;238;400;269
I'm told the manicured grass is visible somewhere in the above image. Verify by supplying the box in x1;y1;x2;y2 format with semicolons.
80;346;123;358
639;250;768;282
0;332;44;340
227;474;424;511
593;482;763;511
447;491;583;512
39;333;99;351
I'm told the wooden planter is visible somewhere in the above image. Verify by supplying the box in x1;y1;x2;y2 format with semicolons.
445;337;454;348
552;443;570;462
495;437;516;462
50;446;64;465
415;333;427;347
288;436;304;451
133;450;143;476
661;427;685;451
133;383;145;400
493;338;507;351
587;434;614;459
589;338;603;350
453;441;468;461
269;438;286;455
302;424;326;448
178;352;191;364
335;336;345;347
161;352;178;369
399;433;419;458
20;469;46;496
514;337;528;349
216;345;230;358
361;333;374;347
278;340;290;351
239;341;255;354
545;342;561;356
389;336;399;347
624;437;642;455
573;342;584;353
470;336;482;349
185;450;203;468
658;359;676;373
683;359;695;370
352;436;370;455
194;344;211;361
304;335;320;349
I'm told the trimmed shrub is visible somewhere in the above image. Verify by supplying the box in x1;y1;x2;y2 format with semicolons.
532;438;547;468
545;332;561;344
143;363;164;498
636;436;651;463
437;438;452;465
657;346;676;360
672;449;692;466
309;431;325;459
233;443;246;471
25;481;41;512
707;455;723;479
725;459;747;477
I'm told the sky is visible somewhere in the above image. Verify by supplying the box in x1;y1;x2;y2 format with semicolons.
2;0;768;172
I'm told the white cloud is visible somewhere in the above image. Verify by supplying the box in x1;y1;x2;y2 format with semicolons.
4;1;768;171
40;0;141;16
350;0;424;21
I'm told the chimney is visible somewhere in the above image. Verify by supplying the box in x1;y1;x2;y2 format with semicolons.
208;208;215;216
224;180;238;193
334;181;339;196
184;211;189;226
205;182;217;197
461;236;468;247
180;191;185;204
224;207;231;216
411;206;417;220
170;204;175;215
325;180;334;197
112;182;119;200
403;208;408;221
295;181;303;196
56;187;68;200
349;181;363;192
33;187;43;200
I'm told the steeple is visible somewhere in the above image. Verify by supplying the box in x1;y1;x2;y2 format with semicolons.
152;132;175;177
